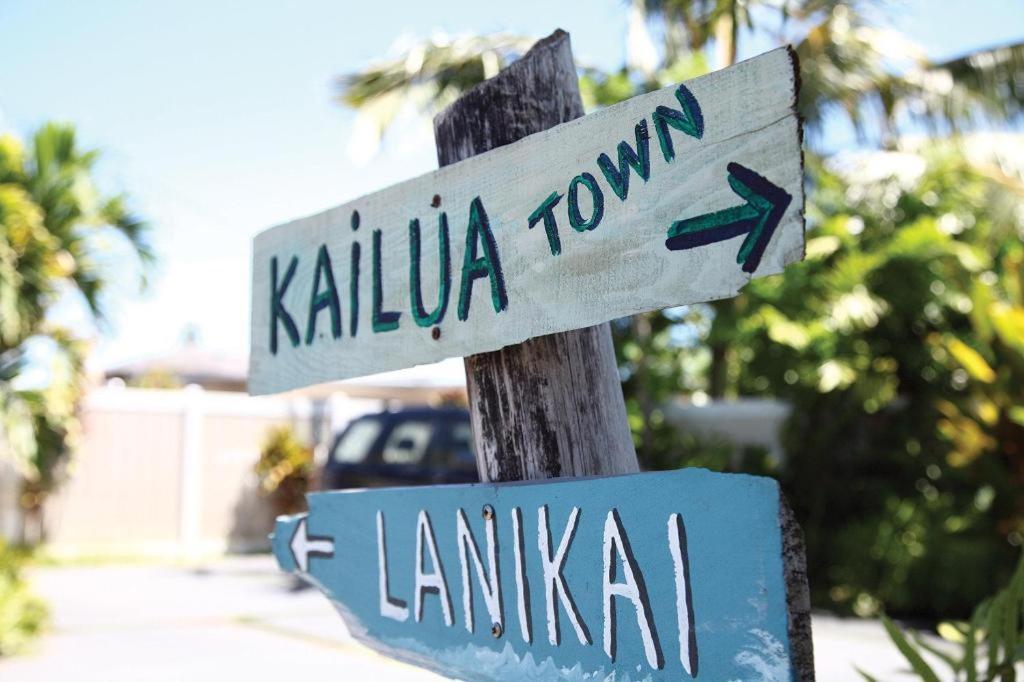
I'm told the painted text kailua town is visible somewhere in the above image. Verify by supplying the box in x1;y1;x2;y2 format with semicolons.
249;47;803;395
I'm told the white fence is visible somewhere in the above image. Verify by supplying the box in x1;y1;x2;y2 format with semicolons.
37;385;380;556
0;388;790;555
665;397;791;464
0;457;19;543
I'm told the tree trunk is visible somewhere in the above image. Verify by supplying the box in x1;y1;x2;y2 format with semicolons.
634;313;656;459
709;336;729;399
433;30;638;483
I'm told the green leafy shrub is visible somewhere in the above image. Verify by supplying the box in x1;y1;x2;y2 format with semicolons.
255;426;312;517
754;149;1024;619
859;550;1024;681
0;540;47;656
1;125;150;544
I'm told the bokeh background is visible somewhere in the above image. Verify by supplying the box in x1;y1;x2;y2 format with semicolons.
1;1;1022;679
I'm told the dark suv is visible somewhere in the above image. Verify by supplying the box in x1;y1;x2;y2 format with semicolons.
319;407;479;490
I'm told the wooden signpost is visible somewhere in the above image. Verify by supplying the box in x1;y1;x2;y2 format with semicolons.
251;29;813;681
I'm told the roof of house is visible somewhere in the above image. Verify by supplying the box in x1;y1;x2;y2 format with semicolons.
105;344;248;391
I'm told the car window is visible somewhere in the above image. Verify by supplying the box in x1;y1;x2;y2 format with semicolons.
448;421;477;470
332;419;383;463
382;420;434;465
451;422;473;452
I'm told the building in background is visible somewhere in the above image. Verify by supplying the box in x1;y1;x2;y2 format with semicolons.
1;335;791;557
1;341;468;557
105;338;249;393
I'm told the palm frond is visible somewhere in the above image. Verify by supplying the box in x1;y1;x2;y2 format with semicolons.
0;383;38;478
0;134;26;183
337;33;535;159
637;0;737;56
99;194;154;266
880;614;942;682
1;120;147;491
874;551;1024;680
794;7;924;144
904;41;1024;131
70;269;104;321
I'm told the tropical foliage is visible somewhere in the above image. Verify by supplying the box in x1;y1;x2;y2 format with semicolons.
337;34;536;161
340;2;1024;147
0;540;47;656
737;141;1024;618
859;550;1024;681
0;123;150;539
335;1;1024;618
255;426;312;517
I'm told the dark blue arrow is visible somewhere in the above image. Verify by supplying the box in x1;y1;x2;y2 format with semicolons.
665;162;792;273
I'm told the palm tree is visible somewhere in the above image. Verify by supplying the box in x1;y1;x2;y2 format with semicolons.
0;122;150;542
338;1;1024;150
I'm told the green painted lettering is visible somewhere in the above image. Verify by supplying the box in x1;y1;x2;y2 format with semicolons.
567;172;605;232
349;242;360;337
457;197;508;321
527;191;564;256
652;84;704;163
597;119;651;201
372;229;401;333
409;214;451;327
270;255;300;354
305;244;342;345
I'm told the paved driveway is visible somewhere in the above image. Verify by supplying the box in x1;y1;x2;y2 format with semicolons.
0;556;441;681
0;555;940;680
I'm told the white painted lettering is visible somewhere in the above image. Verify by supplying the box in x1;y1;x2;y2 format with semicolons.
456;507;503;633
537;505;591;646
602;509;663;669
668;512;698;676
511;506;532;643
414;510;454;626
376;510;409;622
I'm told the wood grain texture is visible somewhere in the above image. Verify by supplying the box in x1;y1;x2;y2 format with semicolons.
434;30;638;482
780;493;816;681
248;41;804;395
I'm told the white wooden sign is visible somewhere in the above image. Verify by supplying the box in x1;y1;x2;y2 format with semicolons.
249;47;803;395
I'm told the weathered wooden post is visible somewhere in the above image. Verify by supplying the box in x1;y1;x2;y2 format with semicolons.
253;28;815;679
433;30;638;483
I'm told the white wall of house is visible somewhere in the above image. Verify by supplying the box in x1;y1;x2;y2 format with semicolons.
665;398;792;465
0;457;20;543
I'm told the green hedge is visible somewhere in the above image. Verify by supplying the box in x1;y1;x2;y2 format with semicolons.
0;541;47;656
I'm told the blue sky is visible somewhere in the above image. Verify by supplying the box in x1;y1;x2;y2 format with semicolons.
0;0;1020;371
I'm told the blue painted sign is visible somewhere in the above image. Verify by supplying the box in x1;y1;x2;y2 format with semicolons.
272;469;798;680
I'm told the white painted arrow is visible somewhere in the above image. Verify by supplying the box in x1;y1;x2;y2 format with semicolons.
290;516;334;573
